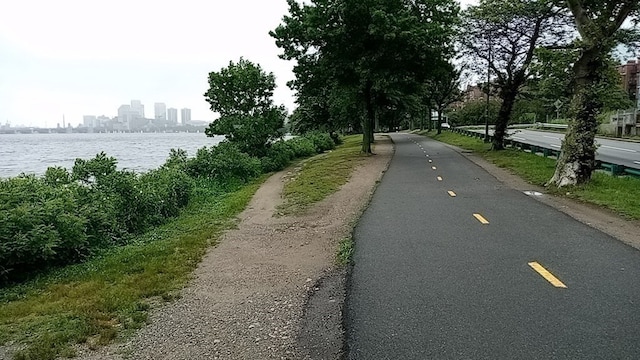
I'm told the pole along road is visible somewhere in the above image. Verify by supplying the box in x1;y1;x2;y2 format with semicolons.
345;133;640;359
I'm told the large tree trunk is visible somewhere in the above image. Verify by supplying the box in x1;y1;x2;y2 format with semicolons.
492;86;517;150
427;108;433;131
548;48;603;187
362;81;374;153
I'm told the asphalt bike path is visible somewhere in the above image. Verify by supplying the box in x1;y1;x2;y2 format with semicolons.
345;133;640;359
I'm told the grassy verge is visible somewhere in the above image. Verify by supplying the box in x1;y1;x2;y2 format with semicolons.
278;135;368;215
0;178;264;360
424;131;640;220
336;236;354;266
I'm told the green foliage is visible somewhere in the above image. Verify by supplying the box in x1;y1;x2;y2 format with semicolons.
0;154;194;285
286;137;317;158
448;100;501;126
460;0;572;149
303;131;336;153
337;236;354;266
163;148;189;171
204;58;286;157
186;141;262;183
261;140;296;173
0;179;263;360
272;0;460;152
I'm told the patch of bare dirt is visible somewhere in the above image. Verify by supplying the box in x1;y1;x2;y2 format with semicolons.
74;135;393;360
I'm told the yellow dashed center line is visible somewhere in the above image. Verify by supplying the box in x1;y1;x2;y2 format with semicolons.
428;160;433;163
528;262;567;288
431;166;437;170
437;176;443;181
448;191;457;197
473;213;490;224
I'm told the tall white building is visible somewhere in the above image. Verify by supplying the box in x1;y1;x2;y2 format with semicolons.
167;108;178;124
181;108;191;125
83;115;97;127
130;100;145;118
154;103;167;121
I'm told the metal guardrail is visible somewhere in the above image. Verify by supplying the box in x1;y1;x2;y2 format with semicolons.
449;128;640;178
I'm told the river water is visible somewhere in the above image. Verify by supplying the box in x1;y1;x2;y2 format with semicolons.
0;132;225;178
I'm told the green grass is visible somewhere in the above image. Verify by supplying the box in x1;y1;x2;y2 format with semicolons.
425;131;640;220
0;178;264;360
278;135;369;215
336;236;354;266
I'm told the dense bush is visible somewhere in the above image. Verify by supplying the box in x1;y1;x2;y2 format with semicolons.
0;175;87;278
262;140;296;172
286;137;317;158
304;131;336;153
186;141;262;182
0;154;194;284
0;133;341;284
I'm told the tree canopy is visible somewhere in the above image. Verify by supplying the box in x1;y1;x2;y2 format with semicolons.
460;0;571;149
548;0;639;186
271;0;460;152
204;58;286;157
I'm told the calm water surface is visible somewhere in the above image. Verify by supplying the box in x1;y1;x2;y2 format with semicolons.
0;132;224;178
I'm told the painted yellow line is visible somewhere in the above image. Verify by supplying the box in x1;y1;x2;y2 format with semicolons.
428;159;433;163
448;191;457;197
437;176;443;181
473;213;489;224
431;166;437;170
528;262;567;288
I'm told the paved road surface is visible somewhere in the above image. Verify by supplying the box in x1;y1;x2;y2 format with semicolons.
473;129;640;169
345;133;640;359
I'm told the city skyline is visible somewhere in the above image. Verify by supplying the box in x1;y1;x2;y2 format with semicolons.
0;0;479;129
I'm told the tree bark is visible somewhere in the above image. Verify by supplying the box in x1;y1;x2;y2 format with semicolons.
492;86;517;150
548;48;603;186
362;81;374;153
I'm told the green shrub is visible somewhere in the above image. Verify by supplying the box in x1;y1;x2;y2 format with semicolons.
261;140;296;172
0;154;195;284
287;137;317;158
0;176;88;279
187;141;261;182
303;131;336;153
162;148;189;171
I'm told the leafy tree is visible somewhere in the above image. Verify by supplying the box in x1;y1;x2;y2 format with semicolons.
272;0;459;153
529;47;634;119
460;0;571;149
448;99;501;126
429;62;463;134
204;58;286;157
548;1;640;186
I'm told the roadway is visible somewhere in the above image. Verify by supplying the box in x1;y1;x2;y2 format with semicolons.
345;133;640;359
473;128;640;169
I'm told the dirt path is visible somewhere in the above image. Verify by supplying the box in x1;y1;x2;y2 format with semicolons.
76;135;393;360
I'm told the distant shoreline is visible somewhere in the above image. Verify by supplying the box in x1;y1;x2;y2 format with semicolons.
0;126;208;135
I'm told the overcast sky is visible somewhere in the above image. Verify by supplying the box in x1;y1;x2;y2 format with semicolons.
0;0;477;128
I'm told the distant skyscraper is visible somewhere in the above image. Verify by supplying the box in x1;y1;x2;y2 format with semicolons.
130;100;145;118
83;115;97;128
154;103;167;121
167;108;178;124
181;108;191;125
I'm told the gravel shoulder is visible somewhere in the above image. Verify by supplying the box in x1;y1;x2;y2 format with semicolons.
74;135;393;360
